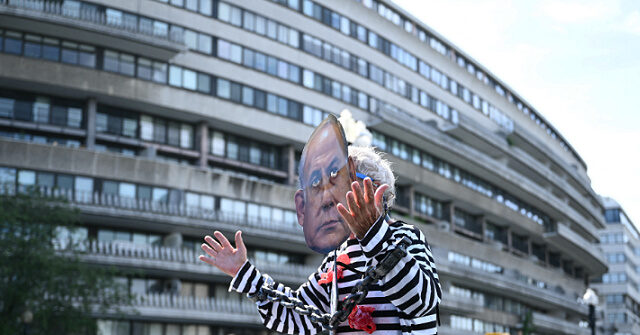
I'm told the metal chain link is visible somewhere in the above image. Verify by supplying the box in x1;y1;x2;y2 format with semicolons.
247;235;411;333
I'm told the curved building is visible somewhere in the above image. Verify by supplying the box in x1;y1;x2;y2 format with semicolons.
0;0;607;334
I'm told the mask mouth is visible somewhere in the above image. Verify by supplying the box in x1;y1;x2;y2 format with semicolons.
318;218;342;233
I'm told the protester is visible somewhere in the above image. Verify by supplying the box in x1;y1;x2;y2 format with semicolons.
200;118;441;334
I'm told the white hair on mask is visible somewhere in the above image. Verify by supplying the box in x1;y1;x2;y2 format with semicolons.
348;145;396;207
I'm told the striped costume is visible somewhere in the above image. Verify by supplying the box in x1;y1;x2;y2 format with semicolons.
230;218;442;334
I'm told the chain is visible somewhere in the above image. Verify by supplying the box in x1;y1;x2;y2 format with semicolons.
247;235;411;333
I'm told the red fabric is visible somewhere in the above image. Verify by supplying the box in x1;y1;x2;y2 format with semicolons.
317;254;351;285
348;305;376;334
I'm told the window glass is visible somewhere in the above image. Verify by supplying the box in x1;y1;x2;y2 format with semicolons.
169;65;182;87
140;115;153;140
42;38;60;61
119;54;135;76
198;34;212;54
180;124;193;149
24;34;42;58
216;79;230;99
152;62;167;83
218;2;231;22
211;131;225;156
200;0;212;15
230;6;242;26
197;73;210;93
230;44;242;64
153;118;166;143
74;176;93;202
78;45;95;68
183;69;197;90
61;41;79;64
119;182;136;198
152;188;168;203
185;0;198;11
4;31;23;55
185;30;197;50
137;58;152;80
242;86;254;106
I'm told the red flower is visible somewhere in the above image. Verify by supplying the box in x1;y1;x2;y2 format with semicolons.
348;305;376;334
317;254;351;285
318;271;332;285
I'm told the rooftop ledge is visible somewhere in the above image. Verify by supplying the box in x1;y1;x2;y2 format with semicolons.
0;0;187;60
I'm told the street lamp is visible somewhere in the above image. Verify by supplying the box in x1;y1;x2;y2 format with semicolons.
20;309;33;335
583;288;599;335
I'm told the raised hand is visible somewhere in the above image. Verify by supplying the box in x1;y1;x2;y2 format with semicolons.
199;230;247;277
337;178;389;239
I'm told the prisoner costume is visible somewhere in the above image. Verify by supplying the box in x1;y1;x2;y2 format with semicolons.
230;219;442;334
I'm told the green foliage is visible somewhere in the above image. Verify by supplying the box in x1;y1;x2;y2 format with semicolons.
521;310;535;335
0;192;132;335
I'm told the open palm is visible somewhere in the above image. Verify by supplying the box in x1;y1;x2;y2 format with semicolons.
199;230;247;277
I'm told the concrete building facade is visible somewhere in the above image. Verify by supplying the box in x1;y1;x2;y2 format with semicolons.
593;197;640;335
0;0;607;334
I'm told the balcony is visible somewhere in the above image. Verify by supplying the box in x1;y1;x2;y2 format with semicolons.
80;240;315;284
103;294;261;325
0;0;186;60
435;252;588;315
439;292;483;315
543;223;607;274
531;312;589;335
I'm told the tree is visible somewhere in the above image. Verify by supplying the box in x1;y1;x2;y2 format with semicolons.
0;192;132;334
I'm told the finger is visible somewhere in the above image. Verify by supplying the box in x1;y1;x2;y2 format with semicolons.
363;178;375;204
235;231;246;255
337;203;356;227
351;181;365;208
201;243;217;258
214;231;233;250
204;235;222;252
199;254;216;266
346;191;360;216
374;184;390;212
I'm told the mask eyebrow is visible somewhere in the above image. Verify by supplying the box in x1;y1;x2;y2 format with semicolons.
307;169;322;187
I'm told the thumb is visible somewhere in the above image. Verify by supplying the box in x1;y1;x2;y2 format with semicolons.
374;184;390;212
235;231;247;254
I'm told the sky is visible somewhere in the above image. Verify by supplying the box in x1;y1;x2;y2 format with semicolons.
393;0;640;226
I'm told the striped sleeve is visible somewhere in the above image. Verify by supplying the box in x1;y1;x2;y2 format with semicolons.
228;259;331;334
359;219;442;318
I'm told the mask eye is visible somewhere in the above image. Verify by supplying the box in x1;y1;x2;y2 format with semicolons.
330;168;338;179
311;177;321;188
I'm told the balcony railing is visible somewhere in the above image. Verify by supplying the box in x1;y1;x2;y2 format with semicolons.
0;0;185;44
532;312;589;335
23;187;301;234
79;240;315;282
132;294;256;315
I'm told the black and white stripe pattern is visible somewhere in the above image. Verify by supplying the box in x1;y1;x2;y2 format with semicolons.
229;219;441;334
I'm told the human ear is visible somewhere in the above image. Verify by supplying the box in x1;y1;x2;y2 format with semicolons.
294;189;305;228
347;156;357;182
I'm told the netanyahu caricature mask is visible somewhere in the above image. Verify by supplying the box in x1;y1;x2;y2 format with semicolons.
294;115;357;254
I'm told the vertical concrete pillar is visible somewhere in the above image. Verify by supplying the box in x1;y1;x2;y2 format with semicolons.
447;201;455;231
196;122;209;168
85;98;97;149
480;216;486;242
285;145;296;186
506;227;512;252
407;185;415;218
544;248;550;266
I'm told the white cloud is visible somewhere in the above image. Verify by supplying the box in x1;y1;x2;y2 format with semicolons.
615;10;640;35
541;0;619;24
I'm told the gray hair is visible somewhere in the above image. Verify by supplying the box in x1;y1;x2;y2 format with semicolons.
348;146;396;207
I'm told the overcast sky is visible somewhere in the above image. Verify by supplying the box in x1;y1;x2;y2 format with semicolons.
392;0;640;226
